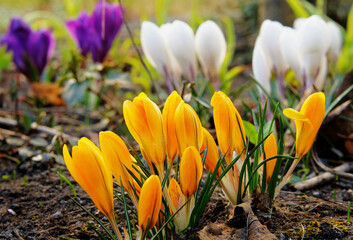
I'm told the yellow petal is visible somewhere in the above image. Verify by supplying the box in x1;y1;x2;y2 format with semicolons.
63;138;114;219
168;178;182;211
201;128;221;176
175;101;203;156
138;175;162;231
262;133;277;184
179;147;203;198
162;91;183;162
211;91;246;163
99;131;135;193
123;93;166;167
283;92;325;157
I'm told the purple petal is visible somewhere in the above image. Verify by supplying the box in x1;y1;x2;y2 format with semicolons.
9;18;32;46
26;30;54;75
66;12;93;56
91;1;123;62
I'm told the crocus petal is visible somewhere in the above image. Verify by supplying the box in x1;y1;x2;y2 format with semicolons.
252;38;271;94
327;21;342;62
168;178;182;211
211;91;246;163
26;29;55;76
283;92;325;157
297;15;330;83
91;1;123;62
314;56;328;90
63;138;114;219
162;91;183;162
201;128;221;176
195;20;226;86
164;20;197;82
279;27;302;83
123;93;166;167
141;21;175;78
262;133;277;184
174;101;203;156
179;147;203;198
138;175;162;231
99;131;138;192
258;20;286;76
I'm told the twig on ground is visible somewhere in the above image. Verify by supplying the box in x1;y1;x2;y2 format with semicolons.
294;162;353;191
0;117;79;143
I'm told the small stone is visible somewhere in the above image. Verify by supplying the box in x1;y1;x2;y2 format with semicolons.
60;200;66;205
6;137;25;147
313;191;321;198
8;208;16;216
284;202;298;207
53;211;62;218
18;148;35;160
279;233;286;239
30;137;48;148
54;155;65;165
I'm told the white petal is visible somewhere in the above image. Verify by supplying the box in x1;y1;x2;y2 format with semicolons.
293;17;306;30
259;20;286;76
141;21;173;76
252;38;271;94
195;20;227;78
280;27;302;83
327;21;342;62
163;20;197;82
297;15;329;81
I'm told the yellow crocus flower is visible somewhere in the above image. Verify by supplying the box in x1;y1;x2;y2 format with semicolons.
211;91;246;163
200;128;221;176
261;133;277;184
63;138;122;239
162;91;183;163
283;92;325;158
179;146;203;198
168;178;182;211
174;101;203;156
138;175;162;231
123;93;166;168
99;131;141;207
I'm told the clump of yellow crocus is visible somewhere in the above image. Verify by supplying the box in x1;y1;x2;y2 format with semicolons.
162;91;183;164
63;138;123;240
174;101;203;156
99;131;142;208
123;93;166;174
168;178;187;233
138;175;162;237
211;91;246;163
275;92;325;196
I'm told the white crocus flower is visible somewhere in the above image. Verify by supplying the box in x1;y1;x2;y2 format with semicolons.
280;27;302;84
141;21;180;92
163;20;197;83
327;21;342;62
195;20;226;90
297;15;330;89
252;38;271;96
259;20;286;77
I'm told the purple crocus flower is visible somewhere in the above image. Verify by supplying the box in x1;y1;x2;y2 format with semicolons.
0;18;55;81
66;1;123;63
66;12;100;57
90;1;123;62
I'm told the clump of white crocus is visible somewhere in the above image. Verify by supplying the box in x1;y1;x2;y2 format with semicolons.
141;21;180;92
163;20;197;83
327;21;342;62
195;20;227;90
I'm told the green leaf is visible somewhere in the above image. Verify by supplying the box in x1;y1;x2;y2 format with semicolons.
243;120;258;144
286;0;310;18
290;175;303;184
